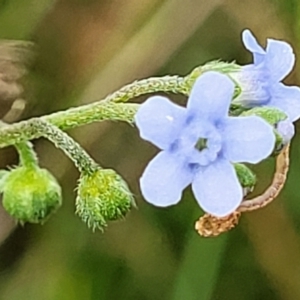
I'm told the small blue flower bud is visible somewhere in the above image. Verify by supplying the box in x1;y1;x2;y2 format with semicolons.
274;119;295;153
1;166;62;224
276;119;295;145
76;168;135;231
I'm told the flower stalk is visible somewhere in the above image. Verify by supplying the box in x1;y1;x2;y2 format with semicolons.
0;75;194;149
32;119;99;174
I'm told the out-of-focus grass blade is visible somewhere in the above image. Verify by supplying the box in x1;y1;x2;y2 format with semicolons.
172;231;227;300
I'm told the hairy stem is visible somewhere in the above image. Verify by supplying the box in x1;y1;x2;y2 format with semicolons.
33;120;98;174
0;102;138;149
15;142;38;168
0;75;189;149
0;121;38;169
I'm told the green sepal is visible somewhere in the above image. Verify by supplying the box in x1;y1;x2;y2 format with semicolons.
1;166;62;224
234;163;256;196
182;66;202;93
241;106;287;125
183;61;241;93
201;60;241;74
76;168;135;231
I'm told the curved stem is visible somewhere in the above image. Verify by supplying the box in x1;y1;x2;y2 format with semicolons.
32;119;98;174
195;145;290;237
238;144;290;212
105;75;189;102
0;75;190;149
0;103;139;149
0;121;38;169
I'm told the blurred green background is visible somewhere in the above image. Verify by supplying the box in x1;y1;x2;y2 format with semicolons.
0;0;300;299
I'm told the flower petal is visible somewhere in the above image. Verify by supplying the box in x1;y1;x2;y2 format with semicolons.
231;65;270;106
187;71;234;120
192;159;242;217
266;38;295;82
135;96;186;149
242;29;265;64
271;83;300;122
140;151;193;207
222;116;275;164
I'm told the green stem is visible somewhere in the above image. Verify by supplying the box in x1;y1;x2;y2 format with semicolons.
0;75;189;149
0;102;138;149
33;120;98;174
0;121;38;169
105;75;189;102
15;142;38;168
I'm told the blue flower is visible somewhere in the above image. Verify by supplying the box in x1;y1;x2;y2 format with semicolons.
135;72;275;217
232;29;300;122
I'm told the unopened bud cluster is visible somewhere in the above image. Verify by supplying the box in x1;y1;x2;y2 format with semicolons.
1;166;62;224
76;168;134;230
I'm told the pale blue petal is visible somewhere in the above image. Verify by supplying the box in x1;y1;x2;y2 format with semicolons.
140;151;193;207
187;72;234;120
192;159;242;217
242;29;265;64
222;116;275;164
135;96;186;149
232;65;270;106
271;83;300;122
266;39;295;82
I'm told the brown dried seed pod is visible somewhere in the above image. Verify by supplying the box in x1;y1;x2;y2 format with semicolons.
195;211;241;237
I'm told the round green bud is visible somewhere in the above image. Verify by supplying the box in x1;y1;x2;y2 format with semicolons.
76;168;135;231
1;166;62;224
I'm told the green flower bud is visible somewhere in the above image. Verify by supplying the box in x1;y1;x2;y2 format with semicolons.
234;163;256;197
76;168;135;231
1;166;62;224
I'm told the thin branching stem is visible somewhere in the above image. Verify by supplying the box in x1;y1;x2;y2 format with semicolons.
0;75;189;149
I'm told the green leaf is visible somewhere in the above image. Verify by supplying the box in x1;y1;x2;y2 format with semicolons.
172;230;228;300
